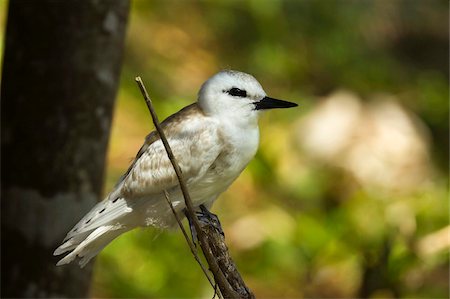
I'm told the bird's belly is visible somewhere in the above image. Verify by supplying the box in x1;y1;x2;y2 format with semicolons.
189;126;259;204
138;127;259;227
136;163;250;229
189;171;237;204
188;144;256;205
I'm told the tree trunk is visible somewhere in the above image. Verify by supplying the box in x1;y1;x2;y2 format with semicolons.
1;1;129;297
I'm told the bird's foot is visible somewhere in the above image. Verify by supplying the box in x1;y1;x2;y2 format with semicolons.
184;205;224;246
197;204;224;237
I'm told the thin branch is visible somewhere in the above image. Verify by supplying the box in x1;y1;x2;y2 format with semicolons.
135;76;253;298
162;190;218;296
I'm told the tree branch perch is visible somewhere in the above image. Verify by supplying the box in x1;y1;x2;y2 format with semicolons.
135;76;255;299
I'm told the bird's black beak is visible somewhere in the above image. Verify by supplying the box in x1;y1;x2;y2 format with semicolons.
254;96;298;110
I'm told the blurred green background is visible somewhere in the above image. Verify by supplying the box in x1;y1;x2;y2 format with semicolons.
96;1;449;298
3;0;448;298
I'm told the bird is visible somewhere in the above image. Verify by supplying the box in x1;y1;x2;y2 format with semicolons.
54;70;298;267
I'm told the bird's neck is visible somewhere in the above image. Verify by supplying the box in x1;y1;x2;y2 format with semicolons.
218;116;260;160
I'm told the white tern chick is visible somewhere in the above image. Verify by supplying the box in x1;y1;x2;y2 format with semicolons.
54;70;297;267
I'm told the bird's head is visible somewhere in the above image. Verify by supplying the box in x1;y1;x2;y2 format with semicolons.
198;70;297;125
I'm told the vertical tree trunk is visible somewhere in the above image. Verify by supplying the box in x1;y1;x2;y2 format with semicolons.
1;1;130;297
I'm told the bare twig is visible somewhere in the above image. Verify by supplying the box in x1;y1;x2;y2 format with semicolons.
162;190;218;295
135;76;254;299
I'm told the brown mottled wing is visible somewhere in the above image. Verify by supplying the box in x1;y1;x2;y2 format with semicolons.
113;103;197;189
113;130;158;189
112;103;220;199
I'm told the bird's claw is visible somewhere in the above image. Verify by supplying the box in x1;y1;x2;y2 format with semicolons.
198;205;224;237
185;205;224;246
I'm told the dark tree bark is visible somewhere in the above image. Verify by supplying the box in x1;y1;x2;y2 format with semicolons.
1;1;130;297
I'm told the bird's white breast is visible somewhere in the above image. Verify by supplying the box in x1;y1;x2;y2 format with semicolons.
219;119;260;172
188;118;260;206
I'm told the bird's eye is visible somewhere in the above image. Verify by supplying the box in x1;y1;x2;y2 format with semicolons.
227;87;247;98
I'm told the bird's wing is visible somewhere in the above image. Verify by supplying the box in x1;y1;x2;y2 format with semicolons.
116;103;221;198
120;127;219;197
58;104;220;242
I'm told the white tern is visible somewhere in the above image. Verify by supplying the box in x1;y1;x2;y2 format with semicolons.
54;70;298;267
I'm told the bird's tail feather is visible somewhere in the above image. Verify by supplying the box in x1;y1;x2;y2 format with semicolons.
55;224;129;267
63;197;132;242
53;230;91;256
54;193;182;267
54;196;135;267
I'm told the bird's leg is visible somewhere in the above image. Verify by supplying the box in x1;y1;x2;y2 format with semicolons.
198;204;225;237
